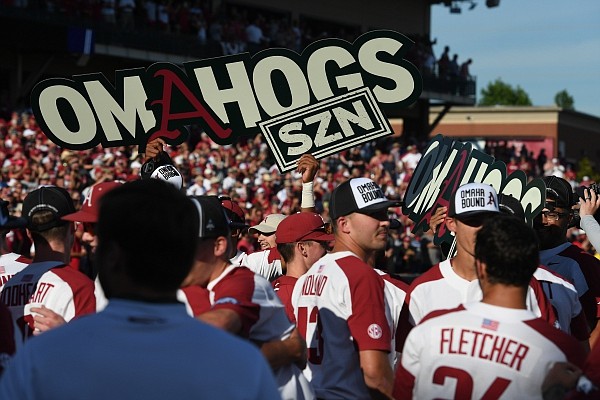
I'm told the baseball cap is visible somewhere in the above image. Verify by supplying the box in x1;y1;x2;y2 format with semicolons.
189;196;230;238
62;181;123;223
329;177;401;220
275;213;334;244
141;152;183;190
249;214;286;235
543;176;575;209
220;196;249;230
22;186;76;231
448;182;499;219
0;200;26;229
498;193;525;221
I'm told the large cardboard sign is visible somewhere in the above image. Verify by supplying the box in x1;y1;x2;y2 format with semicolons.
30;30;422;172
403;135;546;247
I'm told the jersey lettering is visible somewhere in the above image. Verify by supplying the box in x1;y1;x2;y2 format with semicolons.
433;366;511;399
300;275;328;296
297;306;324;364
440;328;529;371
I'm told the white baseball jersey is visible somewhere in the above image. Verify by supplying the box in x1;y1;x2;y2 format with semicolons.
0;261;96;343
0;253;31;289
230;249;248;267
244;249;282;281
395;302;586;400
292;251;391;399
534;266;588;340
375;269;409;366
407;259;555;326
180;265;314;400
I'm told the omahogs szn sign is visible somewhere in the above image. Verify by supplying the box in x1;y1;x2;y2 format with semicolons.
30;30;422;172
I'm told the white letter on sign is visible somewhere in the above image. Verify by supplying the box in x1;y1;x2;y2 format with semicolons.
38;86;97;145
278;122;312;156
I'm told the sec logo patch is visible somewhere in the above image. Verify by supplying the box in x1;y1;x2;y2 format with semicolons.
367;324;382;339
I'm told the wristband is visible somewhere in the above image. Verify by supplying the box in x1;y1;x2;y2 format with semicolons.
301;181;315;208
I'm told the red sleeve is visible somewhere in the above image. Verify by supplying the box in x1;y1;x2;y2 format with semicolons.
583;336;600;388
396;305;412;352
210;268;260;338
181;285;211;316
529;276;558;327
524;318;587;368
393;361;415;400
337;257;391;352
53;267;96;317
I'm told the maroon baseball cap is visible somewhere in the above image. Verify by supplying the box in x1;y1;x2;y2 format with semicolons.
275;213;334;244
62;181;123;223
220;196;248;230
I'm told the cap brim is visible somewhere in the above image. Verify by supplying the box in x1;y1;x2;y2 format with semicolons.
357;200;402;216
249;223;276;234
301;231;335;242
62;210;97;223
454;210;498;220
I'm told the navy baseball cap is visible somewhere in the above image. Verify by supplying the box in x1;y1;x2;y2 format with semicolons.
22;186;76;231
330;177;401;220
189;195;230;239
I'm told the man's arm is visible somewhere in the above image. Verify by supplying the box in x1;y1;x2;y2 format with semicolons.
359;349;394;399
260;328;307;370
297;153;319;213
197;309;242;334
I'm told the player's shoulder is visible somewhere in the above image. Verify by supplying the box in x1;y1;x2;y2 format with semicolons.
271;275;297;289
376;270;410;292
523;317;586;367
409;263;444;291
419;304;466;325
47;265;94;288
535;266;575;288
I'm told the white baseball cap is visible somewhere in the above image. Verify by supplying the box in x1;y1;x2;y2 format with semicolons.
448;182;499;219
249;214;286;235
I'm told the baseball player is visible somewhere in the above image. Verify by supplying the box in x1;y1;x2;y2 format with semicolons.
499;193;589;345
245;213;287;280
395;214;586;399
0;186;96;343
220;195;250;266
179;196;315;400
292;176;400;399
404;182;556;333
272;212;334;323
244;154;321;281
535;176;600;343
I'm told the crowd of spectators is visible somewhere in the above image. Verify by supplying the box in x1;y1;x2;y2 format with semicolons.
4;0;359;57
0;106;593;277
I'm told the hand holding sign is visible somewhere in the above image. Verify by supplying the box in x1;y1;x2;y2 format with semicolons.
296;154;319;184
143;137;166;161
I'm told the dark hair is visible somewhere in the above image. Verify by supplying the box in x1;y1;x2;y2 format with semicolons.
30;210;71;242
475;214;539;287
277;242;296;264
96;179;199;293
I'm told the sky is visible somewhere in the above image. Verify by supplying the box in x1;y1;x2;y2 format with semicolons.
430;0;600;118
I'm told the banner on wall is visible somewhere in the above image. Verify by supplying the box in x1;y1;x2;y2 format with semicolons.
30;30;422;172
402;135;547;248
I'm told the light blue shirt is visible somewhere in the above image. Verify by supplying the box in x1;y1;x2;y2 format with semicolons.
0;299;280;400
